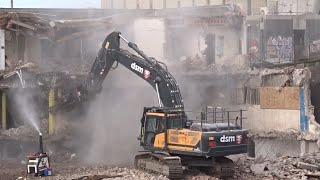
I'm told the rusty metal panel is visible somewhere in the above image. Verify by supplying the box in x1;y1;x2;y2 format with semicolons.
260;87;300;110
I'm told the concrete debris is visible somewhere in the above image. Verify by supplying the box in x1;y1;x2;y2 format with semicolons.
292;68;306;86
3;152;320;179
306;173;320;178
177;55;249;76
265;163;277;172
0;12;115;42
72;174;123;180
250;163;266;175
259;66;295;77
0;62;37;77
248;129;300;139
297;162;320;171
230;153;320;179
0;125;38;140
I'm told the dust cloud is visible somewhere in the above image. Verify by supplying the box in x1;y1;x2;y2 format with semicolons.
9;88;41;133
80;65;158;165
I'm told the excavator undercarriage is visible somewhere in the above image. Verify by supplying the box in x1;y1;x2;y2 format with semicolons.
135;153;183;179
134;152;236;179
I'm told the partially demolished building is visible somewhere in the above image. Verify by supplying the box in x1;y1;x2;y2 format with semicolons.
1;3;320;161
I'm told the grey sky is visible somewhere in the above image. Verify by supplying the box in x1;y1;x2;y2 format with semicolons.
0;0;100;8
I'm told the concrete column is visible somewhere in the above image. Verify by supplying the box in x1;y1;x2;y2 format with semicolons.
0;30;5;70
1;92;6;130
300;140;308;156
48;89;55;134
150;0;153;8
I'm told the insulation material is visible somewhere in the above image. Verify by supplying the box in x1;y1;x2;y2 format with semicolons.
260;87;300;110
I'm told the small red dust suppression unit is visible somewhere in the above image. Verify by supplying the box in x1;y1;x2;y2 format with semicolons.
27;133;52;176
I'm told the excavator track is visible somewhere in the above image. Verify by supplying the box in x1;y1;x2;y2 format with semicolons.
134;153;184;179
211;157;235;178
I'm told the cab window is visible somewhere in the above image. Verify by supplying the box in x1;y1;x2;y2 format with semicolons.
168;117;182;129
146;117;158;132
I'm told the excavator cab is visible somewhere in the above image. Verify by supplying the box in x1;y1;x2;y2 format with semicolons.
139;108;184;147
139;107;249;156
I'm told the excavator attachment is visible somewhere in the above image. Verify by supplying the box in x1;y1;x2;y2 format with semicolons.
50;31;184;113
49;32;121;113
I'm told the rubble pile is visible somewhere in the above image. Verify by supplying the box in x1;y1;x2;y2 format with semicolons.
0;12;114;42
39;62;90;75
3;152;320;179
0;125;38;140
0;62;37;76
234;153;320;180
177;55;249;75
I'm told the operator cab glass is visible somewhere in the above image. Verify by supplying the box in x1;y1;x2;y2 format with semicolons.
142;113;183;147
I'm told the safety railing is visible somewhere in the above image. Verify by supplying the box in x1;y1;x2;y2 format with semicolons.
186;106;247;130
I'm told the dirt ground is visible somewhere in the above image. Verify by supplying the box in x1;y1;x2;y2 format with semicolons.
1;127;320;180
0;151;258;180
3;150;320;180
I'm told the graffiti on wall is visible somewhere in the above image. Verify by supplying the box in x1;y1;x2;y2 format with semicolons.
310;39;320;53
248;39;259;56
267;36;293;62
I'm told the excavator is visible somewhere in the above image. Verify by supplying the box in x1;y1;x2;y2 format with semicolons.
52;31;249;179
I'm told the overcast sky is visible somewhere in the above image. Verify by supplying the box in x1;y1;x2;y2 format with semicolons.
0;0;100;8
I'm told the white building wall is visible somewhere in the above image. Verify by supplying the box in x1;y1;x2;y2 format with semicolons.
195;0;209;6
113;0;125;9
133;18;166;62
138;0;151;9
153;0;164;9
245;105;300;132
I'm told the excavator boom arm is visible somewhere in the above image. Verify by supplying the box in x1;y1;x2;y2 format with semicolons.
52;31;184;112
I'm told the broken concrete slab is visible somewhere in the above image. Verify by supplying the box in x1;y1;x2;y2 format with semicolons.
266;163;277;172
250;163;267;175
297;162;320;171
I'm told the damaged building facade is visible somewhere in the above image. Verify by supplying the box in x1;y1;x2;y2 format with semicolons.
98;0;320;157
0;9;143;134
177;1;320;157
1;0;320;160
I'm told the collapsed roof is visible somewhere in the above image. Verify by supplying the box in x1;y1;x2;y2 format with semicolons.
0;12;133;42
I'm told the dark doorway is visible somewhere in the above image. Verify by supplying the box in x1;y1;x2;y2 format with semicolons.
293;30;305;61
311;81;320;124
204;33;216;65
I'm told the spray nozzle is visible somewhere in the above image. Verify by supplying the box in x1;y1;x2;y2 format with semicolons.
39;133;44;154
